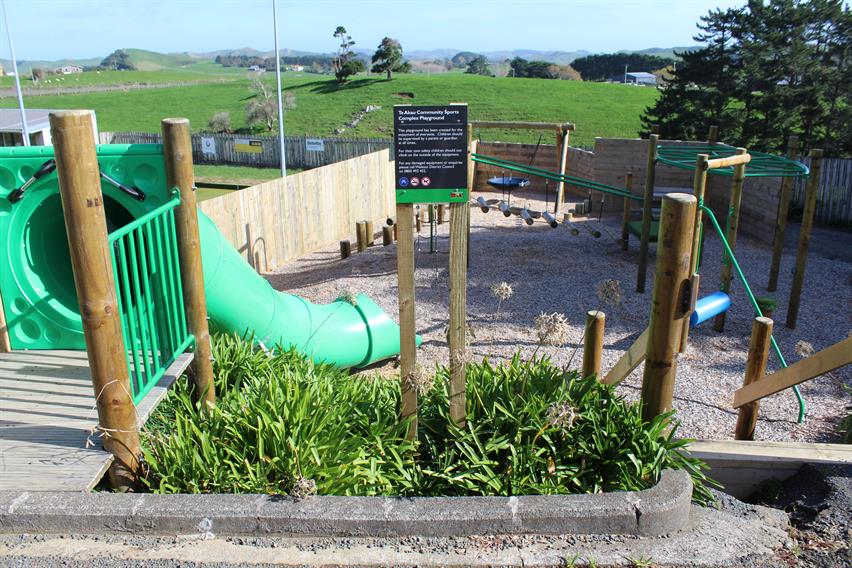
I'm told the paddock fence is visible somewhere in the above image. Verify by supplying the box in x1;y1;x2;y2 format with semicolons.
99;131;392;170
792;157;852;226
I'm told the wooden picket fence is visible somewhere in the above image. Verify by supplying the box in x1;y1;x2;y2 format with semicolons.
792;157;852;226
99;131;392;170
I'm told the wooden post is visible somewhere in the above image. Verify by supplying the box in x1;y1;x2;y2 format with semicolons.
650;124;660;135
554;127;570;214
162;118;216;406
356;221;368;252
734;317;773;440
365;220;375;246
50;110;141;489
636;134;658;293
448;202;468;427
707;125;719;146
396;203;417;440
339;239;351;259
582;310;605;379
787;150;823;329
382;226;393;246
0;288;10;352
621;172;633;251
415;208;422;233
714;148;748;332
641;193;696;421
767;136;800;292
678;154;709;352
437;204;446;224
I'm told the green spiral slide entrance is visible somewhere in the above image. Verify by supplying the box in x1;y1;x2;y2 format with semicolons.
0;145;405;368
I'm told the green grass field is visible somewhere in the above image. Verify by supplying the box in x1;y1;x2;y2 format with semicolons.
0;72;657;147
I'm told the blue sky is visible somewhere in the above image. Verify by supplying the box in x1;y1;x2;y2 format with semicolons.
3;0;746;61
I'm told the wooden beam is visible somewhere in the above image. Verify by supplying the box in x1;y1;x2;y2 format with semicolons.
679;154;709;352
470;120;575;131
582;310;605;380
396;203;417;440
714;148;748;332
448;201;468;428
50;110;141;489
786;149;823;329
641;194;696;421
621;172;633;251
162;118;215;407
602;327;649;385
554;127;570;214
767;136;799;292
735;317;773;440
684;439;852;464
707;153;751;170
636;134;658;293
733;336;852;409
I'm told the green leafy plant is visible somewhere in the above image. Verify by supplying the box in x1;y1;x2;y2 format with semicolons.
143;335;716;503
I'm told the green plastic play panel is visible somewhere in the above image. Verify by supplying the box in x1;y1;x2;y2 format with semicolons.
0;144;171;350
0;144;407;368
626;220;659;242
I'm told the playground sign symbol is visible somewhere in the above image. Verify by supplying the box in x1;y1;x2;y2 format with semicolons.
394;104;468;204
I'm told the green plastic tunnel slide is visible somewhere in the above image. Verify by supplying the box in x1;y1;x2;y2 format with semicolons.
198;210;412;368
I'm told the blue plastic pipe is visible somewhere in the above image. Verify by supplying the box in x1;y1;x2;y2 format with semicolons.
690;291;731;327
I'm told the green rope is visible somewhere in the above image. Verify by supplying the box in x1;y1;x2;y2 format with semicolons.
472;153;643;201
699;202;806;423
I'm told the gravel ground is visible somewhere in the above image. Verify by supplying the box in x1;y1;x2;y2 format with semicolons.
266;189;852;443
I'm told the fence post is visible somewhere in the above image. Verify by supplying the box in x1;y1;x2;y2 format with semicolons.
641;193;696;421
50;110;141;489
582;310;606;379
396;203;418;440
636;134;658;293
787;149;823;329
767;136;799;292
161;118;216;406
734;317;773;440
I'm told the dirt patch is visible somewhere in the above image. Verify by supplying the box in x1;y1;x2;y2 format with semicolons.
393;92;415;99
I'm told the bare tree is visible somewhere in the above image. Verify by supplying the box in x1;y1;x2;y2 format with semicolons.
245;73;295;132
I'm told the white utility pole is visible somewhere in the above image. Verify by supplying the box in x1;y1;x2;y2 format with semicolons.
2;0;30;146
624;64;628;84
272;0;286;178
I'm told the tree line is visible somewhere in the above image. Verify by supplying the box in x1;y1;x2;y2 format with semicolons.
642;0;850;157
571;53;675;81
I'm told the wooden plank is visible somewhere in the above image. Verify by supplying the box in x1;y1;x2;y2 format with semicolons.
602;327;649;385
733;336;852;408
471;120;575;131
684;439;852;464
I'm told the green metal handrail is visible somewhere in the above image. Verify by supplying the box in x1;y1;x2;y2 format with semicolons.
657;145;809;178
472;153;643;201
108;190;193;404
699;202;805;423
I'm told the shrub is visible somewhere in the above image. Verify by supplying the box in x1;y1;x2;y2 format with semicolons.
143;335;715;503
207;112;231;133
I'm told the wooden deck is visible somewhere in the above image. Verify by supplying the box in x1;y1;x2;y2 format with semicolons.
0;350;191;492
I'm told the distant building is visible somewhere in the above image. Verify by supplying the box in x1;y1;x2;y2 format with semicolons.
248;65;265;72
288;64;305;72
55;65;83;75
0;108;98;146
618;71;657;86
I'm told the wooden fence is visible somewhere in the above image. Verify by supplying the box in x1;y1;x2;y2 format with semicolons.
792;157;852;226
99;131;392;170
198;148;394;271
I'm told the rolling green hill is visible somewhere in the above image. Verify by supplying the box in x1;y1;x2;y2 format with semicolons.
0;73;657;146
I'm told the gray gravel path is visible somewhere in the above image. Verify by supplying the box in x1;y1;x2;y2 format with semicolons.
266;190;852;443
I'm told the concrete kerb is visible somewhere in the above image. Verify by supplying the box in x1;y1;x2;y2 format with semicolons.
0;470;691;538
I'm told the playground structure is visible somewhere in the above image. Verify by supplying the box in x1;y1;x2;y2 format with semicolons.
0;112;406;489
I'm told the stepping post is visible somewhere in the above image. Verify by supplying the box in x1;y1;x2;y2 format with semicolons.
735;317;773;440
582;310;606;379
162;118;216;406
641;193;696;421
50;110;141;489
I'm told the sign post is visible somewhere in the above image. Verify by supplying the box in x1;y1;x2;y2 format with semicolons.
394;104;469;431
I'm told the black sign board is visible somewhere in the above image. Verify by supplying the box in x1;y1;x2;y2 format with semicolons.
394;104;468;203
